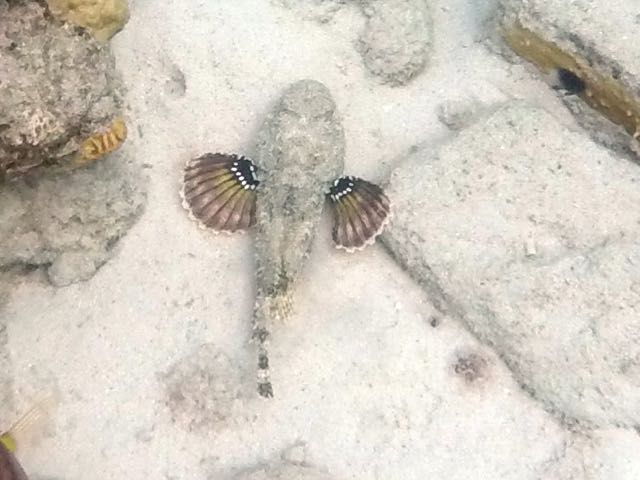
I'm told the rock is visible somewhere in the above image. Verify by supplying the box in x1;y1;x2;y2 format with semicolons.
46;250;108;287
0;155;145;287
271;0;432;86
381;103;640;427
437;97;483;131
271;0;346;23
45;0;130;43
280;443;307;465
0;319;12;414
355;0;432;86
232;464;337;480
0;0;125;179
539;429;640;480
498;0;640;156
159;344;246;432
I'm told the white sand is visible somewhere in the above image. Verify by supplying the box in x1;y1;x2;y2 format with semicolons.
4;0;596;478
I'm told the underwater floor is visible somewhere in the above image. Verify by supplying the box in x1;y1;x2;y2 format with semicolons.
2;0;640;479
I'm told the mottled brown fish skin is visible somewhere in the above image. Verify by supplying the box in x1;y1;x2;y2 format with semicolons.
0;443;28;480
251;80;346;397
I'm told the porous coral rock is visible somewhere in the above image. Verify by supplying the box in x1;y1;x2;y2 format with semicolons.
0;0;124;179
355;0;433;86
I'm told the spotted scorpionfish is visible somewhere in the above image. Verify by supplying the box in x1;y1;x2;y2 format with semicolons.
180;80;391;397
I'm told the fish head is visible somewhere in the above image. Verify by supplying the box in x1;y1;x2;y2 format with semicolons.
256;79;345;188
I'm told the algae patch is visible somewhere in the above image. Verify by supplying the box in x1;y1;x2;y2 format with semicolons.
45;0;130;42
503;24;640;140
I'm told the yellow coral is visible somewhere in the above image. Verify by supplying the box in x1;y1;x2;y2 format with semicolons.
73;117;128;166
502;23;640;140
46;0;130;42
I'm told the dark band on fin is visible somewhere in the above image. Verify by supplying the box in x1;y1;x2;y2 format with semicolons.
181;153;259;233
327;176;391;252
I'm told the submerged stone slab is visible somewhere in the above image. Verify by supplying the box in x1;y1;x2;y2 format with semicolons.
382;103;640;427
233;464;337;480
499;0;640;154
540;429;640;480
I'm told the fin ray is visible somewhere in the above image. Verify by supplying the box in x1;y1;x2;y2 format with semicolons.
327;176;391;252
181;153;259;233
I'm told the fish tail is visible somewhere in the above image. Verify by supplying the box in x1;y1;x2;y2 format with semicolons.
256;340;273;398
252;291;292;398
252;296;274;398
1;392;58;452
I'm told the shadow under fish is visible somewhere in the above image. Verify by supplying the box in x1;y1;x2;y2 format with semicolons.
180;80;391;397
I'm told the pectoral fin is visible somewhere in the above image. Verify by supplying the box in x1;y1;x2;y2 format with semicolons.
327;176;391;252
180;153;259;233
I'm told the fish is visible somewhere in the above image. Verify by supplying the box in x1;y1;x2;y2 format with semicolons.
180;80;391;397
0;396;56;480
73;117;128;167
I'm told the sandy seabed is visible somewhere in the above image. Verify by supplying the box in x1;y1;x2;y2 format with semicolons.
3;0;613;479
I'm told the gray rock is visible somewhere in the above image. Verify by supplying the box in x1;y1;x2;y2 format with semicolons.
0;318;11;413
0;0;124;178
498;0;640;158
271;0;347;23
437;97;483;131
280;443;307;466
381;103;640;427
538;429;640;480
0;155;145;287
272;0;432;86
232;464;337;480
355;0;432;86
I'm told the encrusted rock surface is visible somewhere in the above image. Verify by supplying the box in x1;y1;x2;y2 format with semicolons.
0;155;145;286
355;0;432;86
538;429;640;479
270;0;346;23
0;0;124;179
45;0;130;42
382;103;640;428
232;464;337;480
0;318;11;414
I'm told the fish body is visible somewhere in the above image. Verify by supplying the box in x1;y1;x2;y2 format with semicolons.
250;80;345;396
